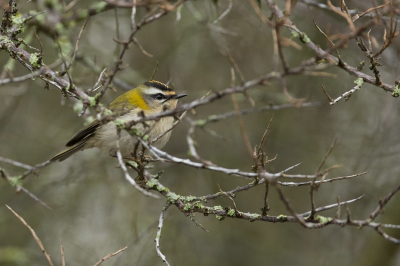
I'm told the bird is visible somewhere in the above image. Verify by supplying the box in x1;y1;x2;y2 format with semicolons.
50;80;187;162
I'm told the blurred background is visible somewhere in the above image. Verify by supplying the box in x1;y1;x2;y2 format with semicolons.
1;0;400;265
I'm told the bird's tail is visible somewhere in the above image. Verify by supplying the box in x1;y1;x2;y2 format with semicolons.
50;141;88;162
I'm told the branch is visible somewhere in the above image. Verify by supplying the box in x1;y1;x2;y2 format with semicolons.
6;205;55;266
93;246;128;266
155;204;171;266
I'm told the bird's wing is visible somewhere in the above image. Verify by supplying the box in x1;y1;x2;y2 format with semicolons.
51;139;89;161
66;120;100;147
65;96;137;147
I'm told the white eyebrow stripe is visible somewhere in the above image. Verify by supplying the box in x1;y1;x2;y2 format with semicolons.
145;88;165;95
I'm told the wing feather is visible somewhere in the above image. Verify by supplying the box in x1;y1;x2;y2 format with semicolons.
66;121;99;147
50;136;92;161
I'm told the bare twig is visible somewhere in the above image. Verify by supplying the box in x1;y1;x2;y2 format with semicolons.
6;205;55;266
115;130;160;199
369;184;400;221
309;139;337;219
155;204;171;266
231;93;253;157
61;240;65;266
0;156;32;169
93;246;128;266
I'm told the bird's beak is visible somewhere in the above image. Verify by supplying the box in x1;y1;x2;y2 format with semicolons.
172;94;187;99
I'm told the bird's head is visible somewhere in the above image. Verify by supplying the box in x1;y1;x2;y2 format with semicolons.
110;80;187;113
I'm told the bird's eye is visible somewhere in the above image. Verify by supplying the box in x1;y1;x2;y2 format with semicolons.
154;93;164;100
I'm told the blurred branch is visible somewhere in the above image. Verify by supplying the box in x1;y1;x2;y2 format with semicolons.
6;205;55;266
1;166;52;209
194;102;321;127
93;246;128;266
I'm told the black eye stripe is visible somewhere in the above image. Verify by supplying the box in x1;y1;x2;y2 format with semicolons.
152;93;167;100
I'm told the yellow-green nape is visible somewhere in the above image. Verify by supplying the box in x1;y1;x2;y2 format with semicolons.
109;87;150;111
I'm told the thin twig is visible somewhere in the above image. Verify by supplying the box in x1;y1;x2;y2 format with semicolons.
300;195;364;217
151;110;188;145
0;156;32;169
231;93;253;157
115;131;160;199
61;240;65;266
6;205;55;266
309;139;337;219
93;246;128;266
155;204;171;266
369;184;400;221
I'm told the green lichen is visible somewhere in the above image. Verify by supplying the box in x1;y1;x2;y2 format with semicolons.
216;215;224;220
71;102;83;115
91;1;108;12
11;13;26;31
213;205;223;211
146;178;158;188
167;192;180;203
227;209;235;216
103;108;113;116
67;20;76;29
291;31;299;38
87;96;97;107
84;116;95;126
248;213;260;220
184;204;191;211
29;53;42;68
126;161;139;169
354;77;364;87
8;176;22;187
193;202;205;209
130;128;142;136
207;115;218;122
300;32;311;43
392;85;400;98
316;215;332;224
56;36;72;56
78;9;89;19
55;23;67;36
114;118;126;129
195;119;207;127
35;13;46;24
145;177;168;192
181;195;196;202
142;135;149;141
277;214;287;221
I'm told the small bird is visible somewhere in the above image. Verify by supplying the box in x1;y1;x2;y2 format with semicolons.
51;80;187;161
